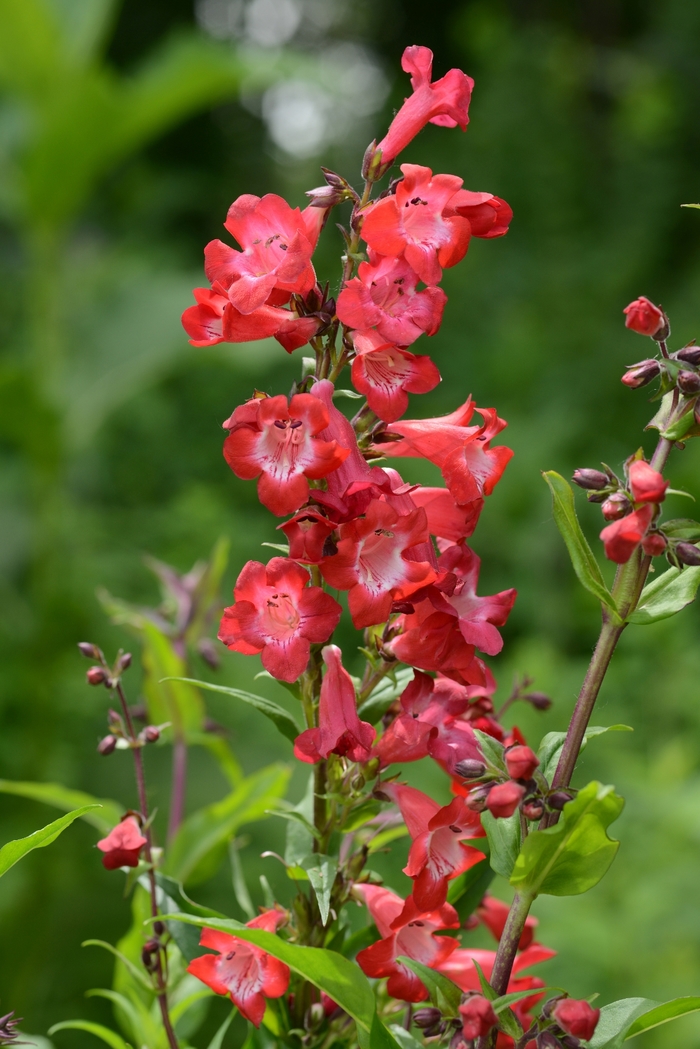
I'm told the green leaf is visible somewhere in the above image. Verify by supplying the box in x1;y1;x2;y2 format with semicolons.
302;854;337;925
164;914;377;1033
82;940;154;992
625;996;700;1039
589;998;661;1049
492;987;562;1012
358;667;414;724
387;1025;424;1049
482;809;522;879
397;957;462;1016
510;781;624;896
628;564;700;624
0;804;99;878
0;779;121;834
166;763;290;884
167;678;300;743
661;518;700;541
206;1007;237;1049
367;1014;405;1049
85;989;145;1043
447;858;495;922
543;471;619;617
473;729;507;773
468;961;525;1041
284;772;315;867
48;1020;132;1049
229;841;256;920
471;958;497;1000
538;725;633;783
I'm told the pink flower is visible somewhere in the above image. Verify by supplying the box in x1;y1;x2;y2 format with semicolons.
278;508;337;564
388;602;484;689
97;816;147;870
600;504;654;564
355;886;459;1002
383;782;484;910
320;499;436;628
222;393;350;517
187;909;290;1027
552;999;600;1041
182;287;228;346
459;996;498;1040
218;558;341;682
447;189;513;239
336;252;446;346
628;459;668;504
360;164;471;285
350;329;441;422
623;296;665;337
294;645;375;763
181;286;320;352
204;193;316;314
375;46;474;167
434;544;517;657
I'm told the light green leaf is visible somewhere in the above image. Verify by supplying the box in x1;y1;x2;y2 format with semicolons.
482;809;521;879
358;667;414;724
85;989;144;1043
302;854;337;925
625;996;700;1039
589;998;661;1049
166;764;290;884
0;804;99;878
471;958;497;1000
168;677;301;744
229;841;256;920
473;729;507;773
387;1025;424;1049
367;1013;405;1049
268;809;322;842
628;564;700;624
48;1021;131;1049
447;858;495;922
285;772;315;867
543;471;619;617
492;987;563;1012
510;781;623;896
0;779;120;834
538;726;633;782
661;518;700;541
397;957;462;1016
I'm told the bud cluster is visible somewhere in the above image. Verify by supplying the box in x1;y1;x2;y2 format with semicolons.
457;743;573;822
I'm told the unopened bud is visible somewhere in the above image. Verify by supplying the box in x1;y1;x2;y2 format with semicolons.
414;1008;443;1029
143;725;160;743
306;184;348;208
621;359;660;388
537;1033;565;1049
505;745;539;781
641;532;667;556
453;759;487;780
522;797;545;821
552;999;600;1041
601;493;631;521
86;666;107;686
486;781;526;819
676;344;700;365
78;642;100;659
118;652;132;671
675;541;700;566
548;790;573;811
572;468;608;491
677;369;700;395
97;735;117;756
465;784;492;812
153;920;165;935
305;1003;325;1030
141;940;159;970
525;691;552;711
361;140;385;182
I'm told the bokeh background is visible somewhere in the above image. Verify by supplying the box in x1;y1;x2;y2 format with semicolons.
2;0;700;1044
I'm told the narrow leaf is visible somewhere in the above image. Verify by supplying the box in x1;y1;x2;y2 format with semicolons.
0;779;120;834
207;1007;237;1049
230;841;256;920
492;987;563;1012
165;677;300;743
625;996;700;1039
471;958;497;1001
0;804;100;878
473;729;507;773
589;998;661;1049
628;565;700;625
48;1021;132;1049
368;1013;405;1049
302;854;337;925
397;957;462;1016
387;1025;424;1049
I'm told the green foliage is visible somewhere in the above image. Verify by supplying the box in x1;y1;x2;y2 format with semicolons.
590;996;700;1048
628;565;700;625
482;809;522;879
0;804;99;877
48;1019;132;1049
447;858;495;922
510;781;624;896
538;725;633;783
171;677;301;744
301;854;337;925
0;779;121;833
396;957;462;1017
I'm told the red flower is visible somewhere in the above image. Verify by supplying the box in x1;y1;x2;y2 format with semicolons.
505;745;539;781
320;499;436;628
409;486;483;542
375;45;474;168
222;393;349;517
476;895;538;950
375;397;513;505
628;459;668;504
97;816;147;870
337;252;447;346
486;781;525;819
356;886;459;1002
388;602;484;691
218;558;341;682
350;329;441;423
384;782;484;910
460;996;498;1040
448;189;513;238
600;504;654;564
552;998;600;1041
187;909;290;1027
278;508;337;564
182;287;228;346
294;645;375;763
623;296;665;336
182;286;320;352
204;193;316;314
435;544;517;657
360;164;471;286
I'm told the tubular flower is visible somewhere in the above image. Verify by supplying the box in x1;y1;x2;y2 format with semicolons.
336;252;447;347
355;886;460;1002
383;782;484;910
181;286;320;351
278;508;337;564
350;328;441;423
409;486;483;541
600;504;654;564
433;544;517;657
294;645;375;764
182;287;228;346
628;459;668;504
222;393;350;517
375;45;474;168
375;397;513;505
447;189;513;238
218;558;342;682
97;816;147;870
187;909;290;1027
388;601;481;687
360;164;471;286
204;193;316;314
320;499;436;628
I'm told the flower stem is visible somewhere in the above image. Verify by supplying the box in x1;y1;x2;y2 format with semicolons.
168;735;187;843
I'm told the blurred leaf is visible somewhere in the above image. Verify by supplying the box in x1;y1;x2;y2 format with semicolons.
85;990;143;1045
543;471;620;618
206;1007;237;1049
510;781;624;896
482;809;521;879
165;763;290;884
397;957;462;1016
48;0;120;66
367;1014;405;1049
447;858;495;922
387;1026;424;1049
538;725;633;782
189;733;243;789
285;772;315;867
661;518;700;540
302;854;337;924
168;678;300;744
112;886;163;1045
625;996;700;1039
0;779;120;834
0;804;99;877
82;940;153;992
492;987;561;1012
229;841;256;920
358;667;413;724
47;1021;132;1049
628;564;700;624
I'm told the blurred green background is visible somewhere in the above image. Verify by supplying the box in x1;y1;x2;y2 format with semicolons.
2;0;700;1044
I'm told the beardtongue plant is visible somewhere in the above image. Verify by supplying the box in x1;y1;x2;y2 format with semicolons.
6;43;700;1049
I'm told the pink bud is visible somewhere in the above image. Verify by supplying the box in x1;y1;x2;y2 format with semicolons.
601;493;630;521
486;781;525;819
86;666;107;686
505;745;539;781
621;359;660;388
143;726;160;743
553;998;600;1041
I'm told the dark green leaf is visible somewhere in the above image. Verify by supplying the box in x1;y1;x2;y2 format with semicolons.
397;957;462;1017
166;677;300;743
358;667;414;724
510;781;623;896
0;779;120;835
0;804;100;877
482;809;521;879
206;1007;237;1049
538;726;633;783
628;565;700;625
447;859;495;923
367;1013;405;1049
543;471;619;617
48;1020;132;1049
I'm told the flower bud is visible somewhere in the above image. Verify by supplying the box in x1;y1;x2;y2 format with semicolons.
621;359;660;388
86;666;107;686
78;642;100;659
361;140;385;182
548;790;573;811
676;344;700;365
522;797;545;821
678;369;700;396
623;297;667;338
459;996;498;1040
306;184;348;209
572;468;608;491
552;999;600;1041
675;541;700;566
453;759;487;780
414;1008;443;1029
97;735;117;756
465;783;493;812
143;725;160;743
305;1002;326;1030
118;652;132;671
524;691;552;711
153;920;165;935
601;493;631;521
641;532;666;556
486;781;526;819
505;745;539;781
537;1033;565;1049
